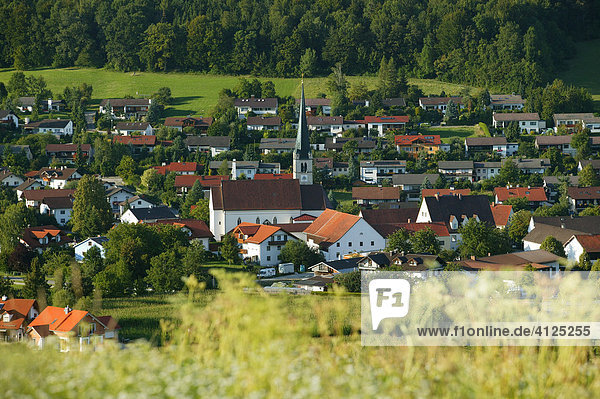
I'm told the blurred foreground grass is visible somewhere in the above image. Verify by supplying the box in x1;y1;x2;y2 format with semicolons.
2;272;600;398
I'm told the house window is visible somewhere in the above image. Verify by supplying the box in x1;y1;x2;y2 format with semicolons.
267;246;271;251
336;242;340;247
237;218;241;225
348;242;352;247
256;217;260;224
277;246;281;250
360;242;363;246
60;210;65;214
138;201;141;205
267;256;271;261
273;217;277;224
371;241;374;246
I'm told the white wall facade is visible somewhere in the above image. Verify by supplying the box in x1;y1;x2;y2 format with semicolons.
40;204;72;225
308;218;385;261
74;239;107;261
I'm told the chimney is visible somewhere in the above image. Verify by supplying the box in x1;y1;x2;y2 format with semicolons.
64;306;71;314
435;193;439;200
407;218;411;224
470;255;476;260
1;295;7;301
527;185;530;189
231;159;237;180
458;193;462;200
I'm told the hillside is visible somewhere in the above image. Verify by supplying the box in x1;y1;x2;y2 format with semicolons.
560;39;600;102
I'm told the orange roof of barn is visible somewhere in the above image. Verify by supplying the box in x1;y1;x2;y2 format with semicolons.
29;306;88;332
303;209;361;248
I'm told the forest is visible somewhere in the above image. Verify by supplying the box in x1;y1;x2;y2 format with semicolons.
0;0;598;92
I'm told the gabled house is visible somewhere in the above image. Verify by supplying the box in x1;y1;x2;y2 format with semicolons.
118;195;156;215
391;173;440;202
422;188;471;198
147;219;213;249
306;115;346;135
459;249;563;273
74;236;109;261
16;179;44;200
535;135;576;156
164;116;213;132
232;222;296;266
494;187;548;208
553;113;595;133
308;258;360;276
153;161;199;176
360;160;407;184
99;98;151;119
35;167;82;189
0;298;39;342
352;186;399;206
234;97;278;118
313;157;349;177
184;136;230;157
259;138;296;154
115;122;153;136
296;97;332;115
113;135;158;154
22;189;75;208
567;186;600;212
20;225;72;253
492;112;545;133
523;216;600;251
246;116;281;131
324;136;376;153
46;144;92;164
395;135;441;157
509;158;551;174
40;196;74;226
17;98;63;113
24;119;73;138
418;97;464;113
0;170;24;187
473;161;502;182
304;209;385;261
438;161;474;182
564;234;600;262
364;115;409;136
357;251;443;273
174;175;230;196
490;94;525;110
0;110;19;128
465;137;518;157
208;160;281;180
543;176;579;202
28;306;120;351
382;98;406;109
106;186;135;215
120;206;177;224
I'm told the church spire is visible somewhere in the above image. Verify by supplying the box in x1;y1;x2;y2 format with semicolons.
294;80;311;159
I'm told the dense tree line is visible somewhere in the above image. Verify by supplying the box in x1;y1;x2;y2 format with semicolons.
0;0;598;90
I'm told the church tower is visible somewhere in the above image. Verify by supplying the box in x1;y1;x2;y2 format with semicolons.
293;81;313;185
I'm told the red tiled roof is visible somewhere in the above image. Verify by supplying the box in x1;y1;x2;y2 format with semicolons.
304;209;361;248
352;186;399;200
422;189;471;197
21;225;71;249
22;189;75;202
395;135;441;146
491;204;513;227
294;214;317;222
253;173;293;180
363;115;409;124
113;135;157;146
0;299;36;330
494;187;547;202
233;222;283;244
29;306;88;332
153;162;198;175
572;234;600;253
147;218;213;239
174;175;230;188
395;222;449;237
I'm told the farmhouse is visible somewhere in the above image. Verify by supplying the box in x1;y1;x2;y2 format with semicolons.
232;222;297;266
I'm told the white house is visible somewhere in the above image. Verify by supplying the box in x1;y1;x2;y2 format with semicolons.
465;137;518;157
234;97;278;118
246;116;281;131
40;197;73;226
564;234;600;262
473;161;502;181
208;160;281;180
304;209;386;261
120;206;177;224
232;223;297;266
553;113;594;132
0;110;18;128
418;97;464;113
296;98;332;116
0;170;24;187
74;236;109;261
25;119;74;138
363;115;409;136
15;179;44;200
492;112;545;133
106;186;135;215
37;167;82;189
360;160;407;184
259;138;296;154
209;179;328;241
184;136;230;157
306;116;346;135
438;161;474;182
535;135;576;156
490;94;525;110
119;195;155;215
115;122;153;136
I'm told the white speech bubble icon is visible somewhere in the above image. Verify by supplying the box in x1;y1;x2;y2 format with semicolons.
369;279;411;330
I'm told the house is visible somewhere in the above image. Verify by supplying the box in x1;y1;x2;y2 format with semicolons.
465;137;518;157
259;138;296;154
147;219;213;249
34;167;82;189
74;236;109;261
490;204;513;229
113;135;157;153
296;98;332;116
294;275;333;292
352;186;399;206
578;160;600;172
422;188;471;198
106;186;135;215
46;144;92;164
357;252;443;273
164;116;213;132
99;98;151;119
28;306;120;351
209;179;328;240
416;194;495;250
208;160;280;180
418;97;464;113
313;158;349;177
564;234;600;262
364;116;409;136
20;225;72;253
544;176;579;202
360;160;407;184
17;98;63;113
492;112;545;133
438;161;474;182
324;137;376;153
119;195;156;215
0;145;32;160
490;94;525;110
24;119;74;138
534;135;576;156
15;179;44;200
184;136;230;157
395;135;442;157
392;173;440;202
22;189;75;208
115;122;153;136
253;173;293;180
510;158;551;174
306;116;346;135
359;208;419;236
382;98;407;109
494;187;548;208
0;298;39;342
246;116;281;131
522;216;600;251
153;162;199;176
234;97;278;118
304;209;385;261
232;222;296;266
459;250;563;273
0;170;24;187
100;176;126;191
0;110;19;128
583;116;600;133
174;175;230;196
553;113;595;132
566;186;600;212
40;196;74;225
308;258;361;276
120;206;177;224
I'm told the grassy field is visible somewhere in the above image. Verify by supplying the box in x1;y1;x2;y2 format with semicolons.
0;67;477;118
421;125;480;143
560;38;600;102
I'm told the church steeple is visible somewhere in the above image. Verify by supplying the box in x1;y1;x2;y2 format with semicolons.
293;80;313;185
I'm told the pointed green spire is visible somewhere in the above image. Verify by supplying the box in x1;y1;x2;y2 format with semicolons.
294;80;311;159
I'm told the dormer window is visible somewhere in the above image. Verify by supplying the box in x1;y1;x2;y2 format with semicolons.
3;313;12;322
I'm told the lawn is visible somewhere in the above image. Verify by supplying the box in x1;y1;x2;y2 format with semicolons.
332;190;353;207
559;38;600;102
0;67;479;118
420;125;480;143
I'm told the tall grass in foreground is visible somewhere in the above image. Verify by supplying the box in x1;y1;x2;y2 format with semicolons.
1;271;600;398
